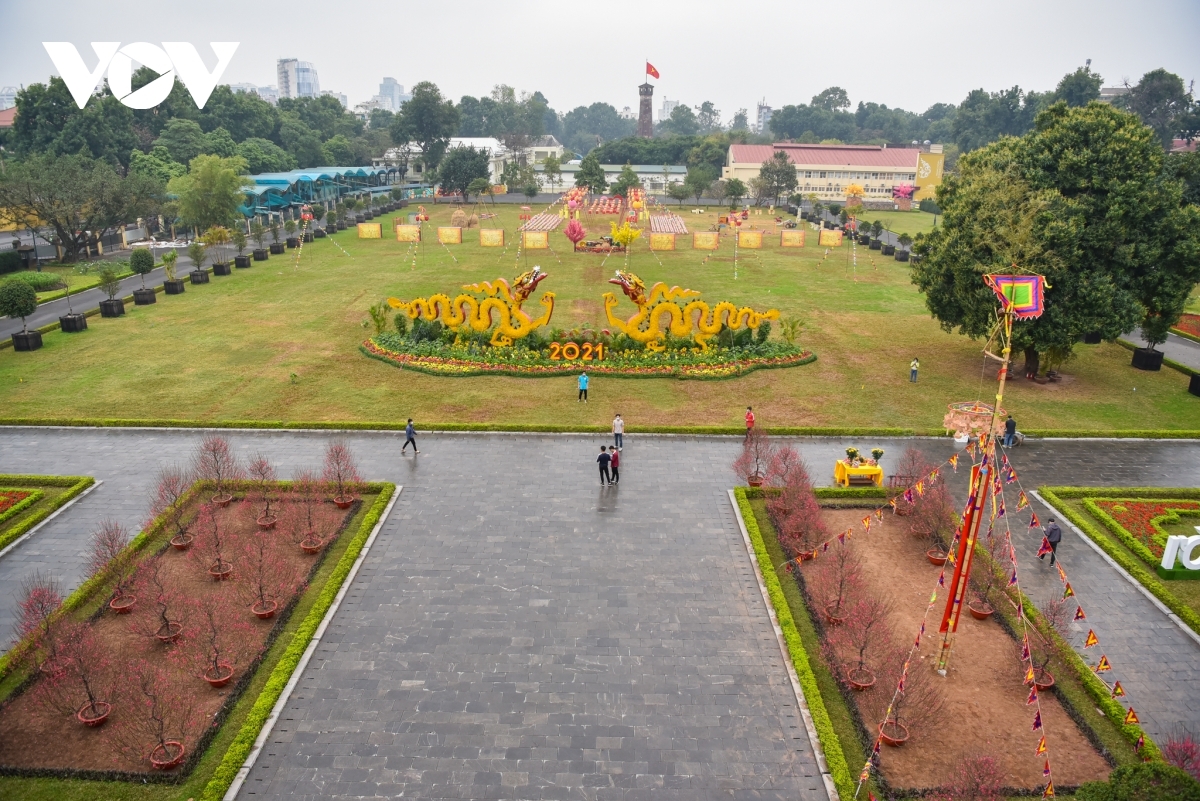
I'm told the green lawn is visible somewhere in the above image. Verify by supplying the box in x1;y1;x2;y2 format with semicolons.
0;203;1194;432
853;209;937;238
32;262;136;302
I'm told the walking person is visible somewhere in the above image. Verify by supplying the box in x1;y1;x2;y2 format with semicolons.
1040;518;1063;567
909;357;920;383
612;413;624;451
597;445;612;485
578;371;589;403
609;446;620;484
401;418;420;454
1003;415;1017;448
744;406;755;443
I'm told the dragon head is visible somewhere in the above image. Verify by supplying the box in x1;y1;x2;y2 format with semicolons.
608;270;647;306
512;266;548;305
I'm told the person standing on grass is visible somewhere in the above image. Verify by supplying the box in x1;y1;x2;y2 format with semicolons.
597;445;612;485
744;406;755;443
910;357;920;383
402;418;420;454
613;414;624;451
578;371;589;403
609;446;620;484
1004;415;1017;448
1040;518;1063;567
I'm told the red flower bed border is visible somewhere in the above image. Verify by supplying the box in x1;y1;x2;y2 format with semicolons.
0;490;33;516
1094;499;1200;558
1172;313;1200;340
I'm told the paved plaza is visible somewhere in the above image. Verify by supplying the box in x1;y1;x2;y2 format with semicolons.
0;428;1198;799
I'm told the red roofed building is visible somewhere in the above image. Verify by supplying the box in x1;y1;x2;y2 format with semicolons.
723;142;945;205
0;107;16;129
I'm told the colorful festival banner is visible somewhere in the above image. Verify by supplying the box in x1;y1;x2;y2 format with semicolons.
522;231;549;249
818;229;843;247
984;274;1047;319
395;224;421;242
649;232;677;251
357;223;382;239
437;226;462;244
780;230;805;248
737;230;763;249
479;228;505;247
692;231;720;250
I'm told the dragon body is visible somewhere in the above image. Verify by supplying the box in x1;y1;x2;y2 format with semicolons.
389;267;554;346
603;270;779;350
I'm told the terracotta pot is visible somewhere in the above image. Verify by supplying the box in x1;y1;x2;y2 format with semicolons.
211;492;233;507
77;700;112;727
204;662;234;688
171;533;193;550
333;495;354;509
926;548;948;566
847;667;876;691
209;561;233;581
150;740;186;770
156;621;183;644
300;535;323;554
252;599;278;619
1034;669;1055;692
894;504;912;516
109;594;136;615
256;514;278;530
747;475;764;488
824;601;846;625
879;720;909;747
968;602;994;620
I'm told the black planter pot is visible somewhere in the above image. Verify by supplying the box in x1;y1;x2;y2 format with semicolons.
12;330;43;351
869;240;882;250
355;214;365;223
314;229;327;238
190;270;210;284
213;263;232;276
99;298;125;317
286;237;299;249
1190;374;1200;398
59;313;88;333
1131;347;1164;371
234;255;251;268
823;221;833;229
164;279;186;294
895;250;910;262
133;287;157;304
253;248;269;261
858;234;870;245
303;232;313;242
364;211;375;220
269;243;285;254
1083;331;1102;345
881;244;895;256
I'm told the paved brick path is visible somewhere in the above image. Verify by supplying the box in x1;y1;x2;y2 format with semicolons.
0;429;1197;798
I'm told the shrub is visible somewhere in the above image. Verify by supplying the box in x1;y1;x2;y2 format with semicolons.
0;278;39;330
10;271;64;292
1076;762;1200;800
0;250;21;274
732;427;772;484
1165;730;1200;781
97;267;121;300
393;313;408;335
129;248;154;276
928;754;1004;801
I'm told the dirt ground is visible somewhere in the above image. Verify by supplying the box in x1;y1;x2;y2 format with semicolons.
0;496;354;774
802;507;1111;791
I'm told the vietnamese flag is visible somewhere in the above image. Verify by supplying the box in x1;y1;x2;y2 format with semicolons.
646;62;660;78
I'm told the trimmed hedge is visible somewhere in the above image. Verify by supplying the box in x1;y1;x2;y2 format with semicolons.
0;488;44;527
0;475;93;554
200;484;396;800
1171;326;1200;345
1115;338;1199;377
1040;487;1200;637
1024;429;1200;439
733;487;855;799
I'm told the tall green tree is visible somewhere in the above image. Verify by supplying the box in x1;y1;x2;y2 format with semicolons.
912;102;1200;372
1053;66;1102;107
437;146;490;199
695;101;722;132
1118;68;1194;148
811;87;851;112
660;105;700;136
758;151;798;205
610;163;642;198
167;155;251;234
392;82;460;178
685;165;716;203
574;152;607;193
725;178;747;208
542;153;562;192
0;154;161;262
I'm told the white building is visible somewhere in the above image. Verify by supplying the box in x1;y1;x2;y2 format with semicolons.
755;100;773;134
321;90;348;108
527;135;566;164
658;97;679;123
378;78;411;111
230;83;278;105
534;163;686;194
0;87;17;111
619;105;636;120
375;137;512;185
277;59;320;99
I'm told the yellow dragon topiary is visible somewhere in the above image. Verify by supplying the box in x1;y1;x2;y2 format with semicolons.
388;267;555;346
603;270;779;351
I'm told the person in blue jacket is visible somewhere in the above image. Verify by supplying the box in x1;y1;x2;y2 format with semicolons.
578;371;589;402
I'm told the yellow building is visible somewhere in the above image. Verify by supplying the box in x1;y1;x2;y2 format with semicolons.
723;143;944;204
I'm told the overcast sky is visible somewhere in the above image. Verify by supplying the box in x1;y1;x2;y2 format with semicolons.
2;0;1197;122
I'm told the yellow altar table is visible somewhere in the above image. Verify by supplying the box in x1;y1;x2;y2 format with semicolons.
834;460;883;487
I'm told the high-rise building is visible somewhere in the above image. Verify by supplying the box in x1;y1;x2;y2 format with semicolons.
0;86;17;111
657;97;679;123
277;59;321;99
229;83;279;105
755;100;773;134
638;83;654;138
321;90;348;108
378;78;411;111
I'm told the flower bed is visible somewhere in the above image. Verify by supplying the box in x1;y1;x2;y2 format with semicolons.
1172;313;1200;341
362;335;815;379
0;475;94;553
1092;499;1200;558
0;490;35;521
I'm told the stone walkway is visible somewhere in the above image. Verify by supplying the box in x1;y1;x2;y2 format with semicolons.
0;429;1197;798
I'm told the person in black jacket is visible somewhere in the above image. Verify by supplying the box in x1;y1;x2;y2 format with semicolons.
1041;518;1062;566
1003;415;1017;448
597;446;612;485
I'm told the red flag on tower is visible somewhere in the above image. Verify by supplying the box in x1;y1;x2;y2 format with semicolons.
646;62;660;79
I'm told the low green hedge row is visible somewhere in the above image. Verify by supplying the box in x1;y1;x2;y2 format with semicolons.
200;483;395;801
1170;326;1200;344
733;487;855;799
1040;487;1200;638
0;475;93;554
1115;338;1199;377
0;488;44;526
1023;429;1200;439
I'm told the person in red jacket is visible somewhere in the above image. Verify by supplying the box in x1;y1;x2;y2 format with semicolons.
744;406;755;443
609;446;620;484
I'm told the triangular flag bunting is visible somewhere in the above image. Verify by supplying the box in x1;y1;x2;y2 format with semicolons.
996;499;1006;518
1037;537;1053;557
1035;735;1047;755
862;515;871;533
1055;563;1068;582
859;762;871;782
929;468;939;482
875;508;883;521
1027;685;1038;705
1135;734;1144;752
1063;582;1075;599
915;480;925;497
1029;512;1040;528
889;498;898;513
1111;681;1125;698
1024;664;1035;685
1074;605;1087;621
838;532;846;545
903;489;914;505
1021;639;1030;661
1033;711;1043;731
1017;491;1029;510
1043;759;1052;777
1006;466;1018;484
1124;707;1139;725
1009;569;1019;587
1043;779;1055;798
1084;629;1098;648
1095;655;1111;673
949;454;959;471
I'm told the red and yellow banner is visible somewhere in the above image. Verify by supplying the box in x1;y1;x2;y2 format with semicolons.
780;230;805;248
522;231;549;249
479;229;505;247
437;226;462;244
649;232;676;251
357;223;382;239
395;224;421;242
692;231;719;250
818;229;843;247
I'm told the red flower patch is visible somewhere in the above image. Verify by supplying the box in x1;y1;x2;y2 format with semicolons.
0;491;33;516
1095;499;1200;558
1174;314;1200;339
